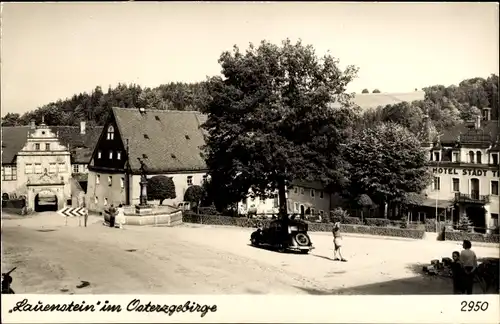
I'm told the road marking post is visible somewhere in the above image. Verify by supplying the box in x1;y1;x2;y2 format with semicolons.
57;207;88;227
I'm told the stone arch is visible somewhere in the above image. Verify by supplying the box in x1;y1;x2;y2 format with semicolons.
33;188;59;212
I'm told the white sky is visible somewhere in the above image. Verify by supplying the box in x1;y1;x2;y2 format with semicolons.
1;2;498;115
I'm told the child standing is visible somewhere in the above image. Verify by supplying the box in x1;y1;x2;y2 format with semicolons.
450;251;463;294
332;222;347;262
116;204;126;229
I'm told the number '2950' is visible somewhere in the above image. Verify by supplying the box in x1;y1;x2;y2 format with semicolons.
461;301;489;312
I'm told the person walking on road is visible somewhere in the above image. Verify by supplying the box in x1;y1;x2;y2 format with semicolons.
460;240;478;294
332;222;347;262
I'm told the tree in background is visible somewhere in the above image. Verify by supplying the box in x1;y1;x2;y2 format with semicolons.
361;89;369;94
183;185;206;212
147;175;176;205
457;214;474;233
343;122;431;218
202;39;359;217
372;89;381;93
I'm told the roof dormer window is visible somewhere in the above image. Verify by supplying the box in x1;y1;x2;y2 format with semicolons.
107;125;115;140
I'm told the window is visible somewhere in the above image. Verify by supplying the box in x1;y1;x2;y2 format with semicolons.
58;163;65;173
310;208;315;216
300;187;304;195
34;163;42;174
120;177;125;189
35;143;40;151
49;163;57;173
107;125;114;140
469;151;474;163
108;176;112;186
72;164;79;173
492;153;499;165
433;177;440;191
2;165;17;181
45;143;50;151
492;181;499;196
117;151;122;160
319;191;324;199
433;151;440;162
202;174;208;184
452;178;460;192
187;176;193;186
104;198;108;206
491;214;499;228
294;202;299;212
96;175;100;185
310;189;315;198
476;151;482;164
273;197;279;208
25;164;33;174
94;196;98;204
109;151;113;159
319;210;324;218
97;150;102;159
452;152;459;162
294;187;298;194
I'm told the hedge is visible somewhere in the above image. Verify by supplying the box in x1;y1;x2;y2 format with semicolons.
182;213;425;239
365;218;391;227
444;231;500;244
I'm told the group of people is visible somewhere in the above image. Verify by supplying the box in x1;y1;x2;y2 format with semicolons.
450;240;478;294
103;204;126;229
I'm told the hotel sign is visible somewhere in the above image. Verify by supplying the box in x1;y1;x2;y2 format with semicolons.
432;168;499;178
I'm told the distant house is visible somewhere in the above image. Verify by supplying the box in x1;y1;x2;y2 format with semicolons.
86;107;208;212
1;120;101;211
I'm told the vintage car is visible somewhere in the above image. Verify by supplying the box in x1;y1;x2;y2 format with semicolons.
250;218;314;254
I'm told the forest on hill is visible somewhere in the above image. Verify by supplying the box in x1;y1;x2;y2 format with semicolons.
2;74;499;136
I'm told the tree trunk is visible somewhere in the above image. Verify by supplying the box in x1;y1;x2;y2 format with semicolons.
277;177;288;220
159;199;164;205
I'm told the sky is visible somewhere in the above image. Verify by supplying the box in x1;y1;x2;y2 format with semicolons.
1;2;498;115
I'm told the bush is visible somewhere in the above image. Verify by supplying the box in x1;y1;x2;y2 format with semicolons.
425;219;437;232
444;231;500;244
181;213;425;239
329;207;351;223
198;205;219;215
147;176;176;204
364;218;390;227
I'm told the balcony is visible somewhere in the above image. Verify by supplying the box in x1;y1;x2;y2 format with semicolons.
454;192;490;205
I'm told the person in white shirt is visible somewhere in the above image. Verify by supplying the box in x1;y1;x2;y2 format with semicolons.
116;204;126;229
460;240;478;294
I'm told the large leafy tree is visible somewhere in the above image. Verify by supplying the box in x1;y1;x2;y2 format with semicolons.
202;39;359;217
343;122;431;217
147;175;176;205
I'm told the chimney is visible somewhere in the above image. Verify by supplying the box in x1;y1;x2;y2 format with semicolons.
80;121;86;135
475;115;481;129
30;119;36;129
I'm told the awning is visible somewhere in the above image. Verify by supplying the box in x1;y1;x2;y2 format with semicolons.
420;198;453;209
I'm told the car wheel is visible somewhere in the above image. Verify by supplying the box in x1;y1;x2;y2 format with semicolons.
251;237;258;246
295;233;310;246
277;244;286;253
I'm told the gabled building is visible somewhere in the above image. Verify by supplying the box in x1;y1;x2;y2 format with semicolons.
1;120;102;211
422;108;499;233
86;107;208;212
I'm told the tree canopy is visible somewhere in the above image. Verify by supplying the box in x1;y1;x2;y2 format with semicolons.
147;175;176;205
202;39;359;216
342;123;431;211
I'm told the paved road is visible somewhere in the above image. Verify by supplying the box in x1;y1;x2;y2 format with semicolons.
2;212;498;295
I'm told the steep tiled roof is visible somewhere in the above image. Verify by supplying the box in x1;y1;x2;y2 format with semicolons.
291;179;326;191
438;120;499;145
329;91;426;112
112;107;208;173
1;125;102;164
